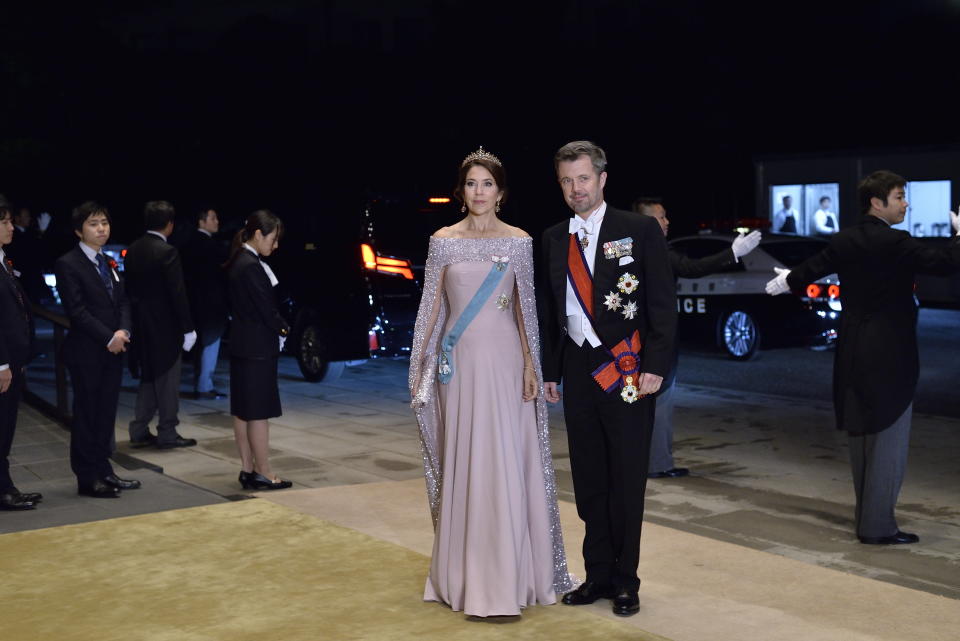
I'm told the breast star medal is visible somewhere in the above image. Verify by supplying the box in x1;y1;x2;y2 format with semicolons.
620;376;639;403
617;272;638;294
621;300;638;320
604;291;622;311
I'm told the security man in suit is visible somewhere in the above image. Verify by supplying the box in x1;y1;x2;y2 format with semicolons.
767;170;960;544
539;141;676;616
124;201;197;449
0;199;43;510
634;197;761;478
55;201;140;498
180;208;229;399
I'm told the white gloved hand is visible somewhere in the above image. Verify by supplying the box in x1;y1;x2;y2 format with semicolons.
765;267;791;295
731;230;762;260
182;331;198;352
37;212;52;233
279;335;287;351
951;209;960;235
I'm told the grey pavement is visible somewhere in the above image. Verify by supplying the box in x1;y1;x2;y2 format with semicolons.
6;351;960;602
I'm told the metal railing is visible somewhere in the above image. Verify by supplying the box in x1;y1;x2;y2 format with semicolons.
23;303;72;425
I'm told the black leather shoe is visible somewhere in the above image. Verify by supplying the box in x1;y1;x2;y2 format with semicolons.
78;479;121;498
561;581;616;605
103;474;142;490
248;472;292;490
0;490;36;510
239;470;256;489
612;589;640;616
196;390;227;400
10;487;43;503
648;467;690;478
130;433;157;448
157;435;198;449
858;530;919;545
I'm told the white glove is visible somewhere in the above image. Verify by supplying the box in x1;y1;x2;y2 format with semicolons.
951;209;960;235
279;335;287;351
37;212;52;233
731;230;762;260
765;267;791;295
182;331;198;352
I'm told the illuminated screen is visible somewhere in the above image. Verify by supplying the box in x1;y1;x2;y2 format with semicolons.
892;180;953;237
770;183;839;236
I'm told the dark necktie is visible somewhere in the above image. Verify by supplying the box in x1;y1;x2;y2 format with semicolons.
4;259;28;321
96;254;115;298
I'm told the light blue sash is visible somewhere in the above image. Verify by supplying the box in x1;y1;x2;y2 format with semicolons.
437;261;508;384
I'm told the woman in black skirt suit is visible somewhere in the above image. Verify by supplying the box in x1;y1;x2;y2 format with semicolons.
226;210;292;490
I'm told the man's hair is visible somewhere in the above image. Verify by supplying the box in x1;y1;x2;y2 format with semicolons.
632;196;663;214
858;170;906;215
782;195;792;203
819;196;831;205
554;140;607;175
72;201;111;232
144;200;176;231
197;208;215;224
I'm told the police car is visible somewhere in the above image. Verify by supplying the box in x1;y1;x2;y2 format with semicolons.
669;233;841;360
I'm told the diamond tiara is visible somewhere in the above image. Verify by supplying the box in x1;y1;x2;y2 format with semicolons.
461;146;502;168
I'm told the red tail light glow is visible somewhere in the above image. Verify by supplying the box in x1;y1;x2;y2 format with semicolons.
828;284;840;299
360;243;414;280
428;197;451;204
806;284;822;298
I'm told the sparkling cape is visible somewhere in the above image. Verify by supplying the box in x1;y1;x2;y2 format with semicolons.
408;236;575;593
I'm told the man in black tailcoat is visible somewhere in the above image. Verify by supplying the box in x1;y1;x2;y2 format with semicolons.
635;197;761;478
180;208;229;399
124;200;197;449
55;201;140;498
539;141;676;616
0;200;42;510
767;170;960;544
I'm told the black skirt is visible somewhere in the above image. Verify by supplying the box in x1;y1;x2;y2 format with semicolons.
230;356;281;421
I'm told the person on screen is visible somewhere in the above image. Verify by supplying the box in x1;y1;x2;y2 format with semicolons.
773;195;799;234
814;196;839;235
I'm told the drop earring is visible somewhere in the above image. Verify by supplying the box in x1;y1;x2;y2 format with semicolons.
461;204;466;213
495;200;501;213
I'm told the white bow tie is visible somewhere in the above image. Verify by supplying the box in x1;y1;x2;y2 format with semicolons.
569;214;601;236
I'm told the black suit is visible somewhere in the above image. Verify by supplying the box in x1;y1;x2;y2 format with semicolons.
1;251;34;492
181;230;228;346
787;215;960;537
7;226;51;304
123;233;194;444
55;245;131;485
540;207;676;590
227;249;289;420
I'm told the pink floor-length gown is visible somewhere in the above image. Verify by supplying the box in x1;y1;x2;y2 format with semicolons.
423;261;557;617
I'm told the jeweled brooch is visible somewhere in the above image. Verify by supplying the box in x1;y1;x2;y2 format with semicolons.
604;291;622;311
617;272;638;294
496;293;510;310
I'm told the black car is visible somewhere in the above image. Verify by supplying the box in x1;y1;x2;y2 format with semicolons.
271;195;457;381
669;233;842;360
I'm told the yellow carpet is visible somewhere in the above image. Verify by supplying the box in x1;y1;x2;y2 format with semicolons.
0;499;667;641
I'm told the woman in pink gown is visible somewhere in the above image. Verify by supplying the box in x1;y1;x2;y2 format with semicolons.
409;148;575;618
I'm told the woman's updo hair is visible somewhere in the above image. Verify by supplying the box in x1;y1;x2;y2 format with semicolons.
453;148;508;208
225;209;284;268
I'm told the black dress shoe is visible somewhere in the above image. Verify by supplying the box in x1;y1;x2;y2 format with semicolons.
196;390;227;400
103;474;142;490
648;467;690;479
156;435;198;449
78;479;121;498
239;470;256;489
130;433;157;448
247;472;292;490
10;487;43;503
612;589;640;616
561;581;616;605
858;530;919;545
0;490;36;510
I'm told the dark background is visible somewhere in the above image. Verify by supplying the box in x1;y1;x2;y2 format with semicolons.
3;0;959;245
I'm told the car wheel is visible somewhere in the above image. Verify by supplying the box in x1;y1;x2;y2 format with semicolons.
296;323;345;382
718;310;760;361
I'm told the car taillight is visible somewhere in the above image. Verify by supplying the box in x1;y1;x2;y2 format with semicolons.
360;243;414;280
828;284;840;299
806;284;822;298
368;330;380;351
